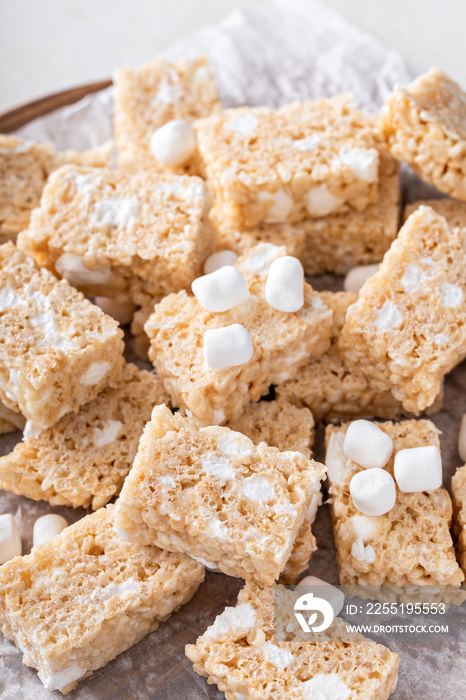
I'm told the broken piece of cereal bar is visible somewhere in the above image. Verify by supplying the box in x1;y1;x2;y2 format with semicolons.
452;464;466;574
0;504;204;694
0;363;170;509
0;243;124;431
114;404;326;586
340;206;466;414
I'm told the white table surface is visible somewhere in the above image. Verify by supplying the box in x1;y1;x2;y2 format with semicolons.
0;0;465;114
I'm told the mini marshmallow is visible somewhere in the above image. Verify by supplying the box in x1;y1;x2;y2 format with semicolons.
204;324;253;369
458;413;466;462
192;266;249;313
350;468;397;516
343;264;379;294
265;256;304;312
95;296;137;326
204;250;238;275
343;420;393;469
394;445;442;493
0;514;22;564
33;514;68;547
149;119;196;167
297;575;345;617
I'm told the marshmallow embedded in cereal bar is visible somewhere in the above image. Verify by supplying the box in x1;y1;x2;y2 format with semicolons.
114;55;221;174
340;206;466;414
185;581;400;700
0;363;170;510
380;69;466;201
0;243;124;431
0;505;204;694
114;404;326;586
0;134;112;242
18;166;212;311
144;244;332;426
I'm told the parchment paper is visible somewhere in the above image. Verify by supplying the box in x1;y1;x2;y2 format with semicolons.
1;1;465;698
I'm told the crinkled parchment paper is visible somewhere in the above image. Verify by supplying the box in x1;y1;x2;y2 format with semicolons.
1;1;465;698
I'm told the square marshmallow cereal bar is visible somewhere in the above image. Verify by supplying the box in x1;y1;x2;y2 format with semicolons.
114;55;220;173
325;419;464;591
0;243;124;431
195;94;382;229
452;464;466;574
114;404;326;586
186;581;399;700
18;165;212;310
403;197;466;227
145;244;332;426
0;505;204;694
0;134;112;242
340;206;466;414
380;69;466;200
0;363;170;510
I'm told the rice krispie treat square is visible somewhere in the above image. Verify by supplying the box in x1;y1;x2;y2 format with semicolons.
325;419;464;591
0;504;204;694
114;55;221;173
452;464;466;574
18;165;212;310
0;134;112;242
195;94;382;229
185;581;400;700
380;69;466;200
0;243;124;431
145;244;332;426
0;400;25;435
403;197;466;227
340;206;466;414
0;363;170;510
114;404;326;586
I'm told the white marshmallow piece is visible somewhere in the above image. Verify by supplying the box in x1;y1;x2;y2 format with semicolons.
458;413;466;462
33;514;68;547
0;514;22;564
149;119;196;167
394;445;442;493
192;266;249;313
204;324;253;369
204;250;238;275
265;256;304;312
350;468;397;516
297;575;345;617
343;420;393;469
343;264;379;294
94;296;137;325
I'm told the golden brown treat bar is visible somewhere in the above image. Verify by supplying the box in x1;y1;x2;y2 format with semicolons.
114;404;326;586
0;243;124;431
380;69;466;201
185;581;399;700
340;206;466;414
0;134;112;242
0;400;25;435
325;419;464;592
145;244;332;426
452;464;466;574
114;55;221;174
403;197;466;227
0;504;204;694
0;363;170;510
18;165;212;310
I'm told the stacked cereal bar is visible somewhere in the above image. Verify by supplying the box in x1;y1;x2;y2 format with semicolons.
186;581;400;700
195;94;382;229
18;166;212;312
0;243;124;431
381;69;466;200
0;505;204;694
114;56;220;173
0;134;112;241
325;419;464;594
452;464;466;574
340;206;466;414
145;244;332;426
0;363;170;510
114;404;326;585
